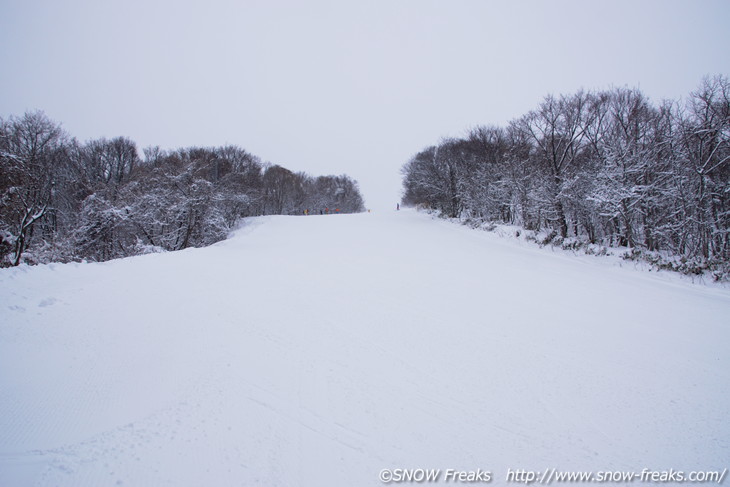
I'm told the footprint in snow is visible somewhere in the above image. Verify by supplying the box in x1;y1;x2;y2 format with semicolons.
39;297;58;307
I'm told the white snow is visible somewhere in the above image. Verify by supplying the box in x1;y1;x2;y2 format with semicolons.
1;209;728;486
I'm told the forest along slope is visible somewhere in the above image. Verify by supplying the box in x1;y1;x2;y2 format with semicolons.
0;209;728;487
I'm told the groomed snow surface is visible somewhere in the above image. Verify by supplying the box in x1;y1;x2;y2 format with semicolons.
1;209;728;486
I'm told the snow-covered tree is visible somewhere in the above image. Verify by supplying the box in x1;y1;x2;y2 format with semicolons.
0;111;70;265
401;76;730;273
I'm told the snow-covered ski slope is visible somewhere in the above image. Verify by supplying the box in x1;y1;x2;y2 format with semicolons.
1;209;728;486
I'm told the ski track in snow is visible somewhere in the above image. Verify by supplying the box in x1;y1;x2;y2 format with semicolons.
0;209;728;486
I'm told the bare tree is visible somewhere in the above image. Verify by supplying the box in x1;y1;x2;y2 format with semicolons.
0;111;69;265
516;92;595;238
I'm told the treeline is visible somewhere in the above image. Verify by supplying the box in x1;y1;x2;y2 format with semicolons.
402;75;730;276
0;112;365;266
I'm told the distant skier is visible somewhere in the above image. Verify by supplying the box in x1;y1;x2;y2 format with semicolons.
397;203;400;211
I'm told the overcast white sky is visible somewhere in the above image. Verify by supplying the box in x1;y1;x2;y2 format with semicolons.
2;0;729;209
